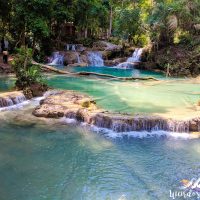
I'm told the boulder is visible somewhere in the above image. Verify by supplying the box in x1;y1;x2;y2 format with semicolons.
63;51;80;65
80;54;89;63
29;83;48;97
189;118;200;132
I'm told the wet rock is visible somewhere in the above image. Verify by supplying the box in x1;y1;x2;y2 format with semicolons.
33;90;200;133
189;118;200;132
30;83;48;97
23;83;48;99
33;90;99;119
33;104;65;118
80;54;89;63
104;57;128;66
63;51;80;65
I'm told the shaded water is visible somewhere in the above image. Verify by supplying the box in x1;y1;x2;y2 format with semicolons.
47;75;199;116
0;108;200;200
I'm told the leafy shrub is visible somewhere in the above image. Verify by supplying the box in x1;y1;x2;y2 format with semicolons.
12;47;45;90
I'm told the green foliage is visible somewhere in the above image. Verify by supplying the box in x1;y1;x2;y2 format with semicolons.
0;0;199;51
114;7;141;41
77;38;95;47
12;48;44;89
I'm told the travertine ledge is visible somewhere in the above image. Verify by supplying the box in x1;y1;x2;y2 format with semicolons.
33;90;200;133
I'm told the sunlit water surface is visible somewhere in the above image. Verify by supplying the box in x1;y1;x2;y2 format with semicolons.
0;107;200;200
47;75;199;117
0;70;200;200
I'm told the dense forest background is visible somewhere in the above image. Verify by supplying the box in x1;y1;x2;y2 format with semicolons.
0;0;200;76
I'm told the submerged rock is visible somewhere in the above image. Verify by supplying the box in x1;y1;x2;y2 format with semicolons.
33;90;200;133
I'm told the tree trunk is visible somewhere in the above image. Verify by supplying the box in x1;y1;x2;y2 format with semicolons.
108;6;113;38
32;35;36;56
84;28;88;38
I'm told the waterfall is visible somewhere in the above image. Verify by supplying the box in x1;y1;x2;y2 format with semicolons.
90;114;199;133
127;48;143;63
75;52;81;63
0;92;26;108
71;45;76;51
65;44;77;51
88;52;104;66
49;52;64;65
117;48;143;69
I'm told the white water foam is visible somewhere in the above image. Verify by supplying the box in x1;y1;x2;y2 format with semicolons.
89;125;196;140
116;48;143;69
0;96;46;112
56;117;197;140
60;117;77;124
0;100;30;111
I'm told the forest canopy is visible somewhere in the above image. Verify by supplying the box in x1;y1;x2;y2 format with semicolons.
0;0;199;51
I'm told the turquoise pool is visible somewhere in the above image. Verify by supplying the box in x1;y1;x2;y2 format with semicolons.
47;75;200;117
0;108;199;200
68;66;165;79
0;71;199;200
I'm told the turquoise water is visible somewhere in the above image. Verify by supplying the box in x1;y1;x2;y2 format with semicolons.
68;66;164;79
0;72;199;200
0;109;200;200
47;75;200;115
0;76;15;91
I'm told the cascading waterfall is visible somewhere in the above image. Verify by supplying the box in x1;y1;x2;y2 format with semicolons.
117;48;143;69
75;52;81;63
0;93;27;108
90;114;200;133
88;52;104;66
65;44;78;51
49;52;64;65
127;48;143;63
71;45;76;51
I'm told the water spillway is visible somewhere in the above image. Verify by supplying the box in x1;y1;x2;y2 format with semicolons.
49;52;64;65
88;52;104;66
127;48;143;63
0;91;27;108
117;48;143;69
90;113;200;133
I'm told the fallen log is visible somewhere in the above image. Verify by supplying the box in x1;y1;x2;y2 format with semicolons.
32;61;159;81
